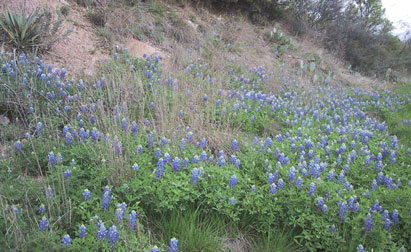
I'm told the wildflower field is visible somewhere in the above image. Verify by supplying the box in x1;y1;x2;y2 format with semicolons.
0;50;410;252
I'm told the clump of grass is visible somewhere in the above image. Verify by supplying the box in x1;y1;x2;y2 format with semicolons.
152;207;225;252
250;228;299;252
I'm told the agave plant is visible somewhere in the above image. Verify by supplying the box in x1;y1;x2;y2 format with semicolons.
0;9;42;51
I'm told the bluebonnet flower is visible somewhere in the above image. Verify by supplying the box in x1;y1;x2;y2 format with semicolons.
64;169;72;180
375;161;383;172
48;152;56;167
137;145;143;154
309;182;316;198
193;155;199;164
199;138;207;149
227;197;235;205
232;139;238;153
131;121;138;136
79;224;87;238
350;150;356;163
37;204;46;214
155;148;162;159
161;137;168;148
45;186;54;198
200;151;208;162
132;163;139;171
382;210;392;230
129;210;139;230
186;131;193;143
235;159;241;169
39;216;48;231
327;170;335;182
56;153;63;164
15;141;22;153
389;150;396;164
151;246;160;252
268;173;275;184
364;213;373;232
180;139;186;152
91;128;99;142
192;168;200;185
62;234;72;247
344;181;352;191
270;183;277;195
277;178;284;190
364;155;371;167
169;238;179;252
101;186;112;211
337;201;348;222
97;223;107;240
229;175;237;189
82;189;92;201
337;171;345;183
392;209;399;225
253;137;258;146
376;172;384;185
108;225;119;244
172;157;181;173
317;197;324;209
218;157;226;167
363;189;370;198
164;153;171;164
113;138;122;157
148;132;154;148
356;245;365;252
295;177;303;189
288;167;296;182
65;132;73;146
183;157;190;168
36;122;43;134
116;207;124;224
155;158;165;180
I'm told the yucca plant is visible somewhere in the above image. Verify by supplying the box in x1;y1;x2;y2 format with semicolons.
0;9;41;51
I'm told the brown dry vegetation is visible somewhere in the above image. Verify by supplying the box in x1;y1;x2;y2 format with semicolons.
1;0;382;90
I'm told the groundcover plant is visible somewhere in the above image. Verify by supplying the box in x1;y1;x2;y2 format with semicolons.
0;51;410;252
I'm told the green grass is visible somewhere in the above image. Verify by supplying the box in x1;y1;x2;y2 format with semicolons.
250;228;299;252
378;82;411;145
152;207;226;251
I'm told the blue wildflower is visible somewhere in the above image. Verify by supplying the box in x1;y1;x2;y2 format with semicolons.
129;210;139;230
79;224;87;238
229;175;237;189
309;182;316;198
172;157;181;173
151;246;160;252
108;225;119;244
101;186;112;211
62;234;72;248
15;141;22;153
82;189;92;201
364;213;373;232
270;183;277;195
356;245;365;252
169;238;179;252
97;223;107;240
232;139;238;153
64;169;72;180
39;216;48;231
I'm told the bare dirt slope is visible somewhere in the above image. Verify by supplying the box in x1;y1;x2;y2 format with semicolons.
0;0;164;78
